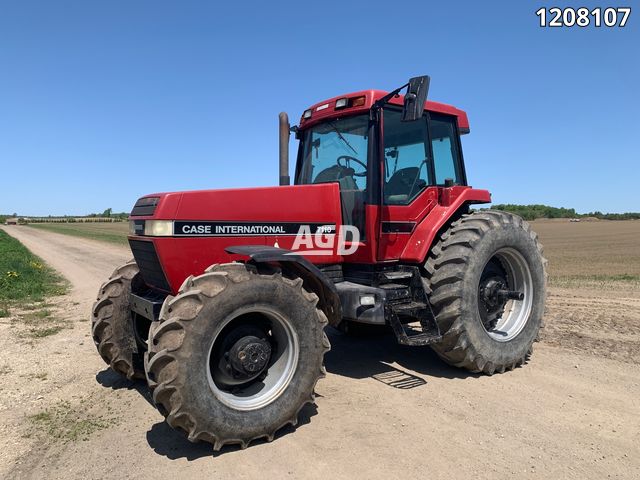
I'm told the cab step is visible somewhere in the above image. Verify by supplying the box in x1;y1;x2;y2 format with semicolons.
387;301;442;346
380;270;414;282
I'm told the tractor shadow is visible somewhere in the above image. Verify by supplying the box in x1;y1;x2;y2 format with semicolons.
95;327;477;460
95;367;318;460
141;328;479;460
144;403;318;460
95;368;154;406
324;326;479;386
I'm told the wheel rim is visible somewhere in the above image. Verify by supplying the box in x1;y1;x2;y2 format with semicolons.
207;306;299;411
478;248;533;342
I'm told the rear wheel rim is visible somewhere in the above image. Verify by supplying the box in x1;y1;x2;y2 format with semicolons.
207;306;299;411
478;248;533;342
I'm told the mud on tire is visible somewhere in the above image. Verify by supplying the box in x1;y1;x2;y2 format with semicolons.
145;262;330;450
424;211;547;374
92;260;146;380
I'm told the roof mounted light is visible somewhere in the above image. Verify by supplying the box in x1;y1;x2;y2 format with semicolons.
302;109;312;119
335;98;348;109
351;96;366;107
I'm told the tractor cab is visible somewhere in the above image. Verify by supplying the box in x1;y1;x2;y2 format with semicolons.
290;79;473;263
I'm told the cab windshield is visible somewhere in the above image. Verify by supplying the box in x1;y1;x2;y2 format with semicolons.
295;115;369;190
295;114;369;233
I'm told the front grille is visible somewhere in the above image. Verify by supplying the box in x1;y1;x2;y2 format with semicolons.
131;197;159;216
129;239;171;292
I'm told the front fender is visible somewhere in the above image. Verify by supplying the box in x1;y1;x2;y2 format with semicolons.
225;245;342;327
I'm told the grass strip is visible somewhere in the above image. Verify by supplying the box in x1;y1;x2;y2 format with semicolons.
28;222;129;246
0;229;67;316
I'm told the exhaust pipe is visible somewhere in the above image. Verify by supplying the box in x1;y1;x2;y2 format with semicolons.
278;112;290;186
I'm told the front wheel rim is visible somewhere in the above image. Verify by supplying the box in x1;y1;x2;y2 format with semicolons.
207;306;299;411
478;248;534;342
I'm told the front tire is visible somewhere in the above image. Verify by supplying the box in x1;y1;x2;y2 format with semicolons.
91;260;146;379
424;211;547;374
145;263;330;450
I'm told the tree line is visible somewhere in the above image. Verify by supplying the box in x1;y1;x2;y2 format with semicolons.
1;208;129;224
489;204;640;221
4;205;639;225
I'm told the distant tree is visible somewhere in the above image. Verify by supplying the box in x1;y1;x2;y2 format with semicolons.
12;212;17;217
102;208;112;217
490;204;639;221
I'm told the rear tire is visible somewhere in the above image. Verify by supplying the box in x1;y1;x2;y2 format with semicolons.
91;260;146;380
424;211;547;374
145;262;330;450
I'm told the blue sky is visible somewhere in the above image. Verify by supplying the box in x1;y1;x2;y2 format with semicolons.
0;1;638;216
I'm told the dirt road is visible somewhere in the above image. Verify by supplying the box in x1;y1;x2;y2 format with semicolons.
1;225;638;480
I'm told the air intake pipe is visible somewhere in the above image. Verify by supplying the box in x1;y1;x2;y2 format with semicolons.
279;112;290;186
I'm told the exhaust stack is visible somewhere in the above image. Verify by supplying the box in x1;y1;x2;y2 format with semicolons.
278;112;290;186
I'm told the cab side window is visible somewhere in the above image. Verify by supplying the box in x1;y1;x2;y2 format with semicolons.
383;109;430;205
430;114;463;185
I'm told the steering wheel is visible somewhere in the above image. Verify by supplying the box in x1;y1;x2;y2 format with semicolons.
337;155;367;177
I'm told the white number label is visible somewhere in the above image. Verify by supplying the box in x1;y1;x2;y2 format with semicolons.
536;7;631;27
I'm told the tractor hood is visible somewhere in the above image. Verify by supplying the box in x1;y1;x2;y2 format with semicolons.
128;183;344;292
129;183;341;231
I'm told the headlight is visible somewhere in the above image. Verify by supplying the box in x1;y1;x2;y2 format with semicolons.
144;220;173;236
129;221;137;235
129;220;173;236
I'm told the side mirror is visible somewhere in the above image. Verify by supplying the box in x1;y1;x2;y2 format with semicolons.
401;75;430;122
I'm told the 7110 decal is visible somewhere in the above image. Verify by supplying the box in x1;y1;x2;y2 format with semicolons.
536;7;631;27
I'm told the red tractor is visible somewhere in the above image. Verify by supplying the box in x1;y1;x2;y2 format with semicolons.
92;76;546;450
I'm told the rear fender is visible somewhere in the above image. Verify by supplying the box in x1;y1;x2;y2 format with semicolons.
401;187;491;263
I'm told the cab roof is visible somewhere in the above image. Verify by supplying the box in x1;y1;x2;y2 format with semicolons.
299;89;470;133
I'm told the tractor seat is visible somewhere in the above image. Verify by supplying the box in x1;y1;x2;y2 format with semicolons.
313;165;355;184
384;167;426;204
313;165;361;229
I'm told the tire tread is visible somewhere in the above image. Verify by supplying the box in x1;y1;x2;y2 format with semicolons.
425;211;547;373
145;262;329;451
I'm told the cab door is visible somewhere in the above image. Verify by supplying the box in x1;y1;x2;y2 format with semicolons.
377;109;465;261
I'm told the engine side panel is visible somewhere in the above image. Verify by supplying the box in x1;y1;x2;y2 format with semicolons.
130;183;343;293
